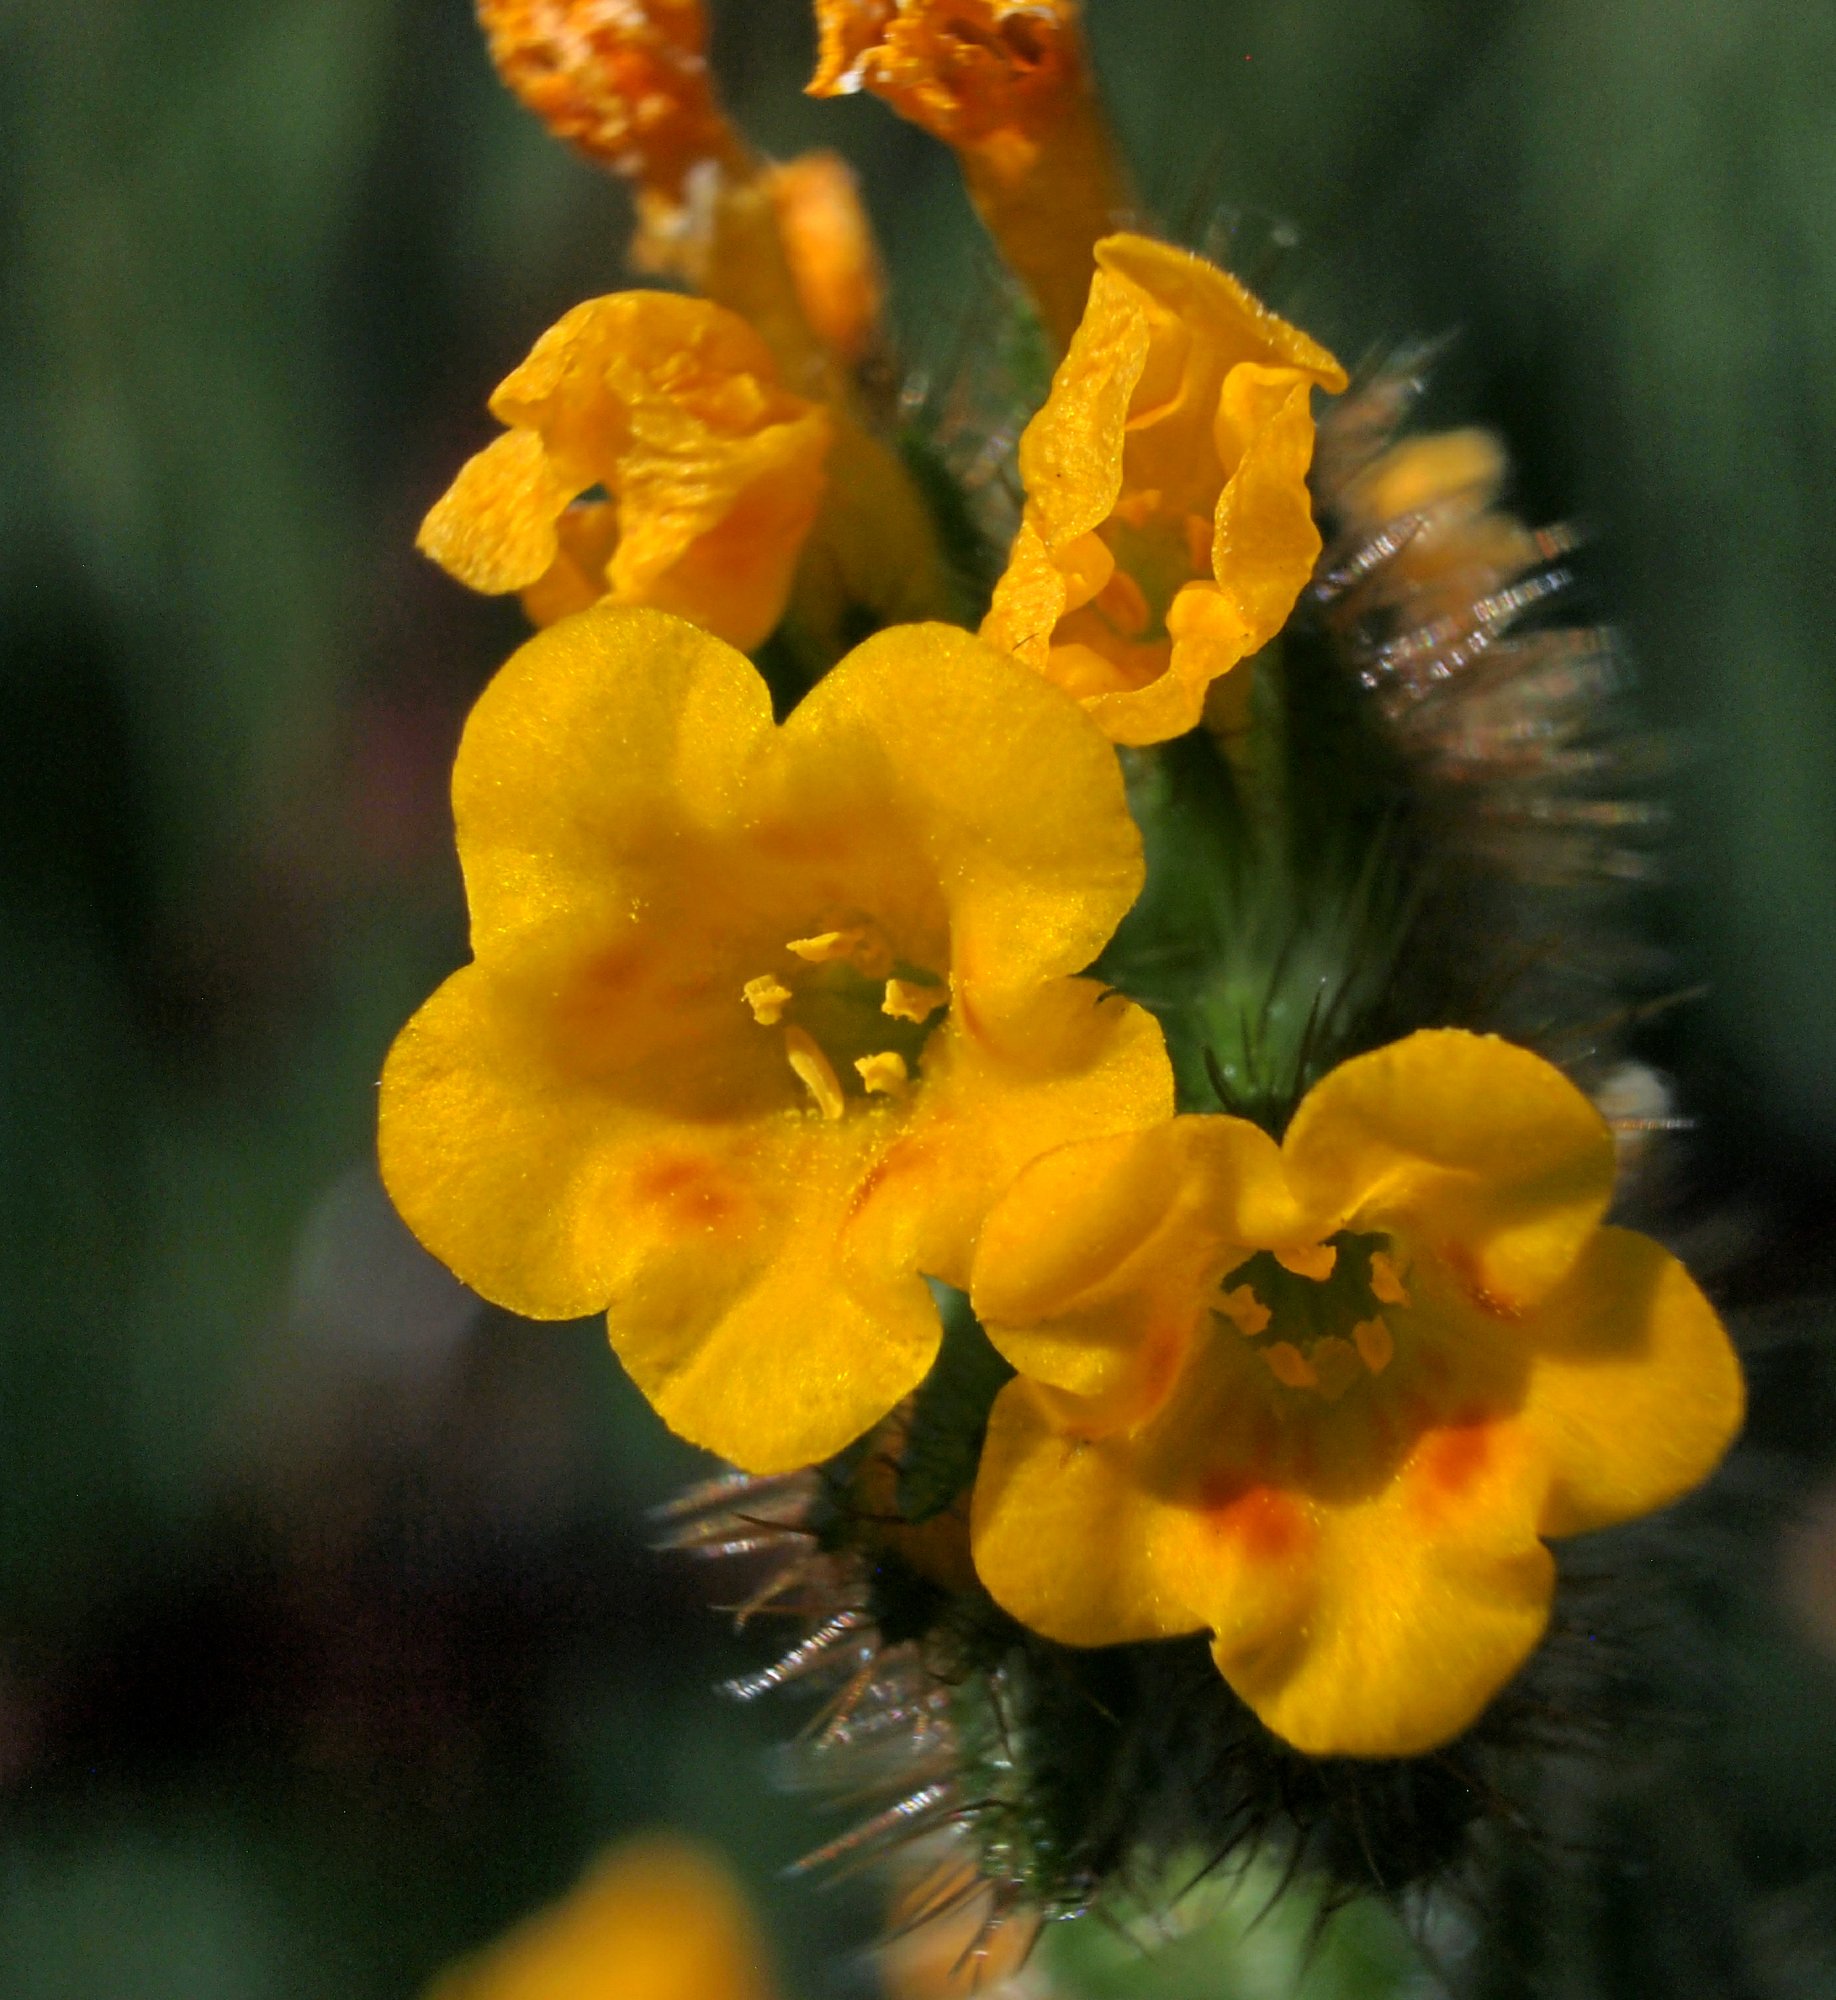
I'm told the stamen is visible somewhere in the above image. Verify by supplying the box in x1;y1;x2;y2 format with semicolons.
1262;1341;1318;1390
1369;1250;1410;1307
784;1026;846;1119
1215;1284;1271;1337
1275;1241;1337;1281
1311;1337;1361;1402
855;1050;910;1098
788;924;895;978
788;929;849;961
743;973;794;1025
883;976;947;1022
1352;1316;1395;1374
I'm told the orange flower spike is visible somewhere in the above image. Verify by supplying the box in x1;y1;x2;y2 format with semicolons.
477;0;747;206
982;234;1349;746
423;1835;781;2000
809;0;1134;347
417;291;831;651
969;1030;1745;1757
380;606;1171;1474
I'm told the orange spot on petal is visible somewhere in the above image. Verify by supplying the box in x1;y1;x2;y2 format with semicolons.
1415;1412;1499;1508
1198;1476;1309;1564
630;1152;741;1230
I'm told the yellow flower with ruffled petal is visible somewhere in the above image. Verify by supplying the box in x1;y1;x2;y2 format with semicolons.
423;1835;779;2000
981;234;1348;746
417;291;831;652
380;604;1171;1473
968;1030;1744;1757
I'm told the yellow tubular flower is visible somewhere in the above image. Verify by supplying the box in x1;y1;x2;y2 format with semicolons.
968;1030;1744;1757
423;1835;780;2000
808;0;1133;346
981;234;1348;746
380;605;1171;1473
417;292;831;653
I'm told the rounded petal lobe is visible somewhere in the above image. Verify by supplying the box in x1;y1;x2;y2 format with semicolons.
1521;1225;1744;1538
417;428;575;594
380;963;659;1321
604;1114;943;1473
1282;1029;1616;1313
453;606;776;952
783;624;1146;992
1229;1417;1555;1757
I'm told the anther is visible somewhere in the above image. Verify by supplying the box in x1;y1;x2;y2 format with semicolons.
1275;1241;1337;1282
1215;1284;1271;1337
854;1051;909;1098
1352;1316;1395;1374
743;973;794;1025
788;925;895;978
788;929;848;962
883;977;947;1022
783;1026;846;1120
1262;1342;1317;1390
1369;1251;1410;1307
1311;1337;1361;1402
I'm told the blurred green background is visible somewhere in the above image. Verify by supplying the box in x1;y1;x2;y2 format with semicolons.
3;1;1835;1994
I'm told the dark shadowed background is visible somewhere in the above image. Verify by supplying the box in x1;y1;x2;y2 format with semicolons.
3;2;1835;1993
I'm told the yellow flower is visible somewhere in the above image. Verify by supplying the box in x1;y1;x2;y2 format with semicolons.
968;1030;1744;1756
422;1835;779;2000
808;0;1133;345
380;604;1171;1473
416;292;831;652
980;234;1348;746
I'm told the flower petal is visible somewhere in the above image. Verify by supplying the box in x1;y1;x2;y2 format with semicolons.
1208;364;1328;651
417;428;576;594
1281;1029;1617;1314
604;1111;944;1473
426;293;831;652
971;1335;1316;1652
971;1114;1288;1412
452;606;777;955
425;1833;779;2000
1520;1225;1744;1537
781;623;1146;995
1225;1411;1555;1757
379;961;699;1322
844;979;1174;1348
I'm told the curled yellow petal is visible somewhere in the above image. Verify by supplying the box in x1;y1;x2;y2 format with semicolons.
982;234;1346;744
417;292;831;652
